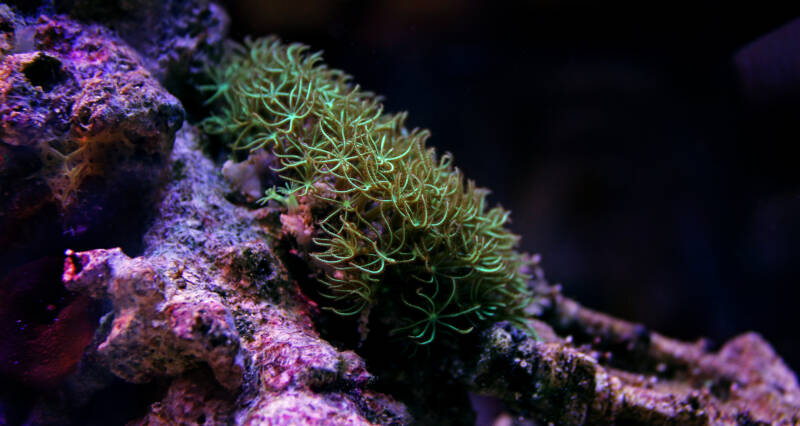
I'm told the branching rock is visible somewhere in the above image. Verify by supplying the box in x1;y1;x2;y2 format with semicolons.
464;286;800;424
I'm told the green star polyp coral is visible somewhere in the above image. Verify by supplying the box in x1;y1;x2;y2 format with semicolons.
202;37;534;345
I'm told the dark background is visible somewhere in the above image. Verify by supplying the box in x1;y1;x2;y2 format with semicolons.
221;0;800;371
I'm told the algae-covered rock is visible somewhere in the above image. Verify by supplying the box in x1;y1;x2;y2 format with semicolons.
0;8;183;400
60;126;411;425
0;9;183;271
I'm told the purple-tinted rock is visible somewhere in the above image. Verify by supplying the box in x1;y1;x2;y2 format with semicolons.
0;5;19;53
58;126;411;424
63;247;245;390
0;10;183;269
131;371;236;425
52;0;229;107
2;0;228;98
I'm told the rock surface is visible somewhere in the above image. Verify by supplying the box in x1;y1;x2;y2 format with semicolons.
2;0;228;102
0;7;183;269
55;0;229;107
0;4;182;396
465;293;800;424
62;126;411;424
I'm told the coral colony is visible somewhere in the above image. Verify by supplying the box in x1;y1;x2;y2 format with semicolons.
202;37;534;345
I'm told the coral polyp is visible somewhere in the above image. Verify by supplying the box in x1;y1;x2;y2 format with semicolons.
202;37;533;344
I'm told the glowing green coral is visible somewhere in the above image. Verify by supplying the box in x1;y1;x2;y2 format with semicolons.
202;37;534;345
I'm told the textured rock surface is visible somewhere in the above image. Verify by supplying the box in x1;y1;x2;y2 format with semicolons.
0;4;182;395
461;286;800;425
1;0;228;103
64;247;245;390
55;0;229;105
62;126;411;424
130;370;237;425
0;8;183;268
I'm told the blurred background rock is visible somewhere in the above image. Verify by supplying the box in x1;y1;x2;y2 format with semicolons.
221;0;800;371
